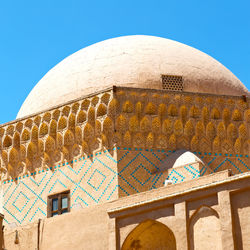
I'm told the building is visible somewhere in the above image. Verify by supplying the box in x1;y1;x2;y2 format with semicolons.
0;35;249;249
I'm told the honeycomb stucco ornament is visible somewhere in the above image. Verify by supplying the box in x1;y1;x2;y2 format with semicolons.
0;87;249;181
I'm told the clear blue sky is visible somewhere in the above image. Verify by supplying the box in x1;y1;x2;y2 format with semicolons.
0;0;249;124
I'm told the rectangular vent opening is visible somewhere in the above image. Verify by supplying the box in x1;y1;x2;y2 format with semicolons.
162;75;183;91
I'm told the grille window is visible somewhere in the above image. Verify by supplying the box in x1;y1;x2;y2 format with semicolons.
162;75;183;91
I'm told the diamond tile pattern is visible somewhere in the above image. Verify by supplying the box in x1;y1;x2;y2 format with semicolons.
3;148;249;225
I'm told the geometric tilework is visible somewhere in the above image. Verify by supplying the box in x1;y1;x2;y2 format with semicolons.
166;169;185;184
12;192;30;213
87;169;106;191
3;147;249;226
117;149;249;196
3;152;118;226
131;164;152;186
166;164;207;184
116;149;249;197
117;150;162;196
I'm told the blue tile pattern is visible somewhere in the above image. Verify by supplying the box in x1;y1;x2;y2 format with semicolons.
12;192;30;213
131;164;152;186
3;147;249;225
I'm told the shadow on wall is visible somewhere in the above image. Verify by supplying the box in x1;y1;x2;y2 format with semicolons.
231;188;250;250
152;149;212;186
156;149;206;173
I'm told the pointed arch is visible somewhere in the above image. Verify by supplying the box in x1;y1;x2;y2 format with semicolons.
189;205;222;250
121;219;176;250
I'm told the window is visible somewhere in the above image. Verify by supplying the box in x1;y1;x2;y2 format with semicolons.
47;190;70;217
162;75;183;91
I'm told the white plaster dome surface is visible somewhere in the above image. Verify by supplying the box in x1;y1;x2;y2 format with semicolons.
17;35;248;118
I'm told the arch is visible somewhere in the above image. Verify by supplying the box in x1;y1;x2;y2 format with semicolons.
121;219;176;250
189;205;222;250
157;149;205;173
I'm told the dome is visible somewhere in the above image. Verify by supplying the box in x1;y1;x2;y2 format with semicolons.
17;35;249;118
157;149;205;172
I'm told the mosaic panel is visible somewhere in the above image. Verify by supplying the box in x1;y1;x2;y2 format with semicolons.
116;148;249;196
3;148;249;225
3;151;118;226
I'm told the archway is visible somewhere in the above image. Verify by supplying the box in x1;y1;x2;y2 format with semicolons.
121;220;176;250
189;205;222;250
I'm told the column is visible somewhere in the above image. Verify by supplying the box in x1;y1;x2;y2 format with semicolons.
218;190;234;250
108;217;118;250
174;201;188;250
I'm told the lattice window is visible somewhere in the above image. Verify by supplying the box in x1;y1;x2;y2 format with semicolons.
162;75;183;91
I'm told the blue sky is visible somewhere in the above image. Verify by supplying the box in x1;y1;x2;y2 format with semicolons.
0;0;249;124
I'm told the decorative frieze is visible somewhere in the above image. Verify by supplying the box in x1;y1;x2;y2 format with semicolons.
0;87;249;180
